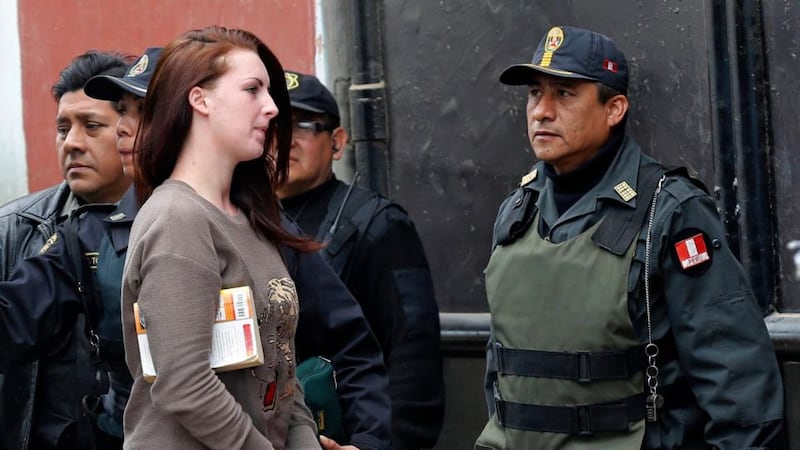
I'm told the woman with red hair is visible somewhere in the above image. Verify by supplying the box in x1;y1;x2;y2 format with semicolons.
121;26;321;449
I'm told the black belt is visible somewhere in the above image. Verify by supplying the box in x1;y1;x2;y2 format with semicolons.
494;379;692;435
494;335;678;383
495;392;645;435
495;343;644;382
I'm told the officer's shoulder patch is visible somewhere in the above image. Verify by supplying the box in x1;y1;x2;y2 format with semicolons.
520;168;538;187
614;181;637;202
39;232;58;255
671;228;713;276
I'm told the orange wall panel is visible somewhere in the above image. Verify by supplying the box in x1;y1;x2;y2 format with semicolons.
19;0;316;192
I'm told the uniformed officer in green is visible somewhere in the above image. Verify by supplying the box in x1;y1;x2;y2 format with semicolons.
476;25;784;449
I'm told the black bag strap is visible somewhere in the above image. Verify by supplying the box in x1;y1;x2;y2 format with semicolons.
64;209;99;350
63;203;117;350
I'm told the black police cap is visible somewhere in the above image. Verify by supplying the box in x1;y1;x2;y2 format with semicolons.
284;70;340;121
500;26;628;94
85;47;163;101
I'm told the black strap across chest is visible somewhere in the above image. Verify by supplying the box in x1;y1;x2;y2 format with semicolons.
64;204;117;348
316;181;388;276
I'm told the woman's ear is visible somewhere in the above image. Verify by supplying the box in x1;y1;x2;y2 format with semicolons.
188;86;209;115
606;94;629;128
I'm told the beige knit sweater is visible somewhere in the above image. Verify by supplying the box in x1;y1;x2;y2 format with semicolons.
121;180;319;449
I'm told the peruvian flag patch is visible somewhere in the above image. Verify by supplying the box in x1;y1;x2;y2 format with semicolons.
674;233;710;269
603;59;619;72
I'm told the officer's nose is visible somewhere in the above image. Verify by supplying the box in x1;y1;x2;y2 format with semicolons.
62;126;87;154
530;93;556;122
117;116;134;138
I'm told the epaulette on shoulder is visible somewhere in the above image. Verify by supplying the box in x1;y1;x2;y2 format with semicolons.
519;167;538;187
660;167;710;202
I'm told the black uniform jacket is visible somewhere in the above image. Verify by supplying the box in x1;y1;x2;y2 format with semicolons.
283;177;445;450
283;217;392;450
0;182;111;450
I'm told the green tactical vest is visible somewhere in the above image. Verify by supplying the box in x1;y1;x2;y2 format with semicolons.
476;215;645;450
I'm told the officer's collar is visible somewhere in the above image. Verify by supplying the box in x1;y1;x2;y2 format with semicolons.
280;174;338;210
542;128;623;214
59;191;82;220
103;187;137;224
593;135;647;207
544;128;623;194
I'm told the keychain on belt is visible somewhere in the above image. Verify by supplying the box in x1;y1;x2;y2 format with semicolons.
643;175;666;421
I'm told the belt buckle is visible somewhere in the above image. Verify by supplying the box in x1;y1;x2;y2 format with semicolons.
494;341;504;374
493;381;504;426
577;351;592;383
573;404;593;436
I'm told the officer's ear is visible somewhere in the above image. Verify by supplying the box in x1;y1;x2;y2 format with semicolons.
331;127;347;161
606;94;628;128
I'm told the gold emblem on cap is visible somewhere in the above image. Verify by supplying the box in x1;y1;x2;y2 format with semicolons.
540;27;565;67
127;54;148;77
614;181;637;202
285;72;300;90
520;168;538;186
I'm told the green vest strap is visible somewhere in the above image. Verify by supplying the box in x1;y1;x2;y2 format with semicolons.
495;392;646;435
494;379;692;435
495;343;645;383
494;333;678;383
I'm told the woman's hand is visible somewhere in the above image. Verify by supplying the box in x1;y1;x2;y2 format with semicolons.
319;435;359;450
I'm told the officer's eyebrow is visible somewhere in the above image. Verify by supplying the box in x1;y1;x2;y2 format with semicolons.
56;111;109;125
528;76;582;89
550;78;582;89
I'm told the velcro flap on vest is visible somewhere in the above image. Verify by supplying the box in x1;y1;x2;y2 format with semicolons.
494;188;537;246
325;220;358;256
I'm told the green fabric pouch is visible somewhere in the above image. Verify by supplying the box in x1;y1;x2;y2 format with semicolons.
297;356;346;443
